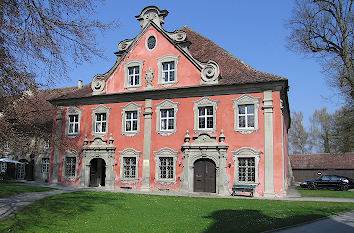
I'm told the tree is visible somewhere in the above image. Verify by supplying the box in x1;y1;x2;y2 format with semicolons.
0;0;117;142
288;0;353;99
309;108;333;153
330;103;354;152
288;111;311;154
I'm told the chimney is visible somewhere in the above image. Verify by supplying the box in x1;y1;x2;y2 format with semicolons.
78;80;83;89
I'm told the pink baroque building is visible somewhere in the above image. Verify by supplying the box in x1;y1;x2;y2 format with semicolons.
49;6;291;197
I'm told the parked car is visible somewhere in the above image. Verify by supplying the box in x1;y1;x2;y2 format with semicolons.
300;175;354;191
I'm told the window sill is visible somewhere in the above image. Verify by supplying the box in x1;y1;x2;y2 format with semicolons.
122;131;139;137
235;128;258;134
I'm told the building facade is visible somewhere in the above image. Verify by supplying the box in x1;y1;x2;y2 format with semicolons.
49;6;291;197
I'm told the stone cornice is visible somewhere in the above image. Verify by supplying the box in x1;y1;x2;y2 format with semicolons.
50;80;288;106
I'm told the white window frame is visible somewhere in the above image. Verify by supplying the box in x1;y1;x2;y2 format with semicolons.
125;111;138;133
0;162;7;173
119;148;141;183
145;34;157;51
233;94;261;134
65;107;83;137
121;102;143;137
92;105;111;137
154;148;179;185
124;60;144;89
232;147;260;185
41;158;50;174
62;149;79;180
155;100;179;136
193;96;219;133
157;55;179;86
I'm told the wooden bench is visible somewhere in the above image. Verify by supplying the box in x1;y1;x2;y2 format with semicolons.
232;185;256;197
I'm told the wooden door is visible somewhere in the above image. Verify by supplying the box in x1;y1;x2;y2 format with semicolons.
89;159;98;187
194;159;216;193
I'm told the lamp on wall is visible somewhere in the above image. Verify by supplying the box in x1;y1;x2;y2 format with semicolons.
228;162;232;168
178;161;182;166
115;161;118;166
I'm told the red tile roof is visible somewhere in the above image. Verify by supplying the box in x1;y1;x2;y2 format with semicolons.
290;153;354;169
182;26;286;85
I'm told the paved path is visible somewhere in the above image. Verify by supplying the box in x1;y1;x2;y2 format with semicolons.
0;189;76;220
273;211;354;233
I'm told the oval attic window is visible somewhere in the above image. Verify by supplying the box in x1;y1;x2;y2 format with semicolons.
147;35;156;50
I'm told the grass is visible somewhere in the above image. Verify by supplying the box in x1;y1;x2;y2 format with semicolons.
298;187;354;199
0;191;354;233
0;183;55;198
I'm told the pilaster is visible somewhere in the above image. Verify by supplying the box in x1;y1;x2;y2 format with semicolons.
142;99;152;190
52;107;63;183
263;91;275;197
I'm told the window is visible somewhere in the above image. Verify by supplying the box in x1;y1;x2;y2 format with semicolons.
159;157;174;179
121;103;143;136
158;55;179;86
125;111;138;132
0;162;7;173
233;148;260;185
128;66;140;86
123;157;136;179
65;107;82;137
41;158;50;173
193;97;218;133
65;157;76;177
62;149;79;180
161;109;174;131
233;94;261;134
69;115;79;134
124;60;144;89
198;106;214;129
238;104;254;128
95;113;107;133
44;140;50;150
92;105;111;137
162;62;175;83
119;148;141;182
238;158;255;182
154;148;178;185
146;35;157;50
155;100;179;136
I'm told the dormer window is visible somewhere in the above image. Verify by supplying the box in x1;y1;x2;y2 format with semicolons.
158;55;179;86
124;60;144;90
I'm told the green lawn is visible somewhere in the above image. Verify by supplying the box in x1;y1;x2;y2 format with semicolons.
298;187;354;199
0;183;55;198
1;191;354;233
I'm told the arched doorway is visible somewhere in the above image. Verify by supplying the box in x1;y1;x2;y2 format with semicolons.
193;159;216;193
89;158;106;187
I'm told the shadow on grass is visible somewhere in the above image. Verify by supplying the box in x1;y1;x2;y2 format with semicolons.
203;209;325;233
2;191;126;232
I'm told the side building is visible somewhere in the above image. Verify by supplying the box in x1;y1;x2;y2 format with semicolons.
49;6;291;197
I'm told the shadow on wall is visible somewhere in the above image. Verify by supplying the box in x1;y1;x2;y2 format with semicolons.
203;209;326;233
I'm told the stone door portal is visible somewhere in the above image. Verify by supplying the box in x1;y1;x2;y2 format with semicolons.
193;159;216;193
89;158;106;187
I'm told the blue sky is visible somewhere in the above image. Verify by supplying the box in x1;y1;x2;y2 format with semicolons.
58;0;343;126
